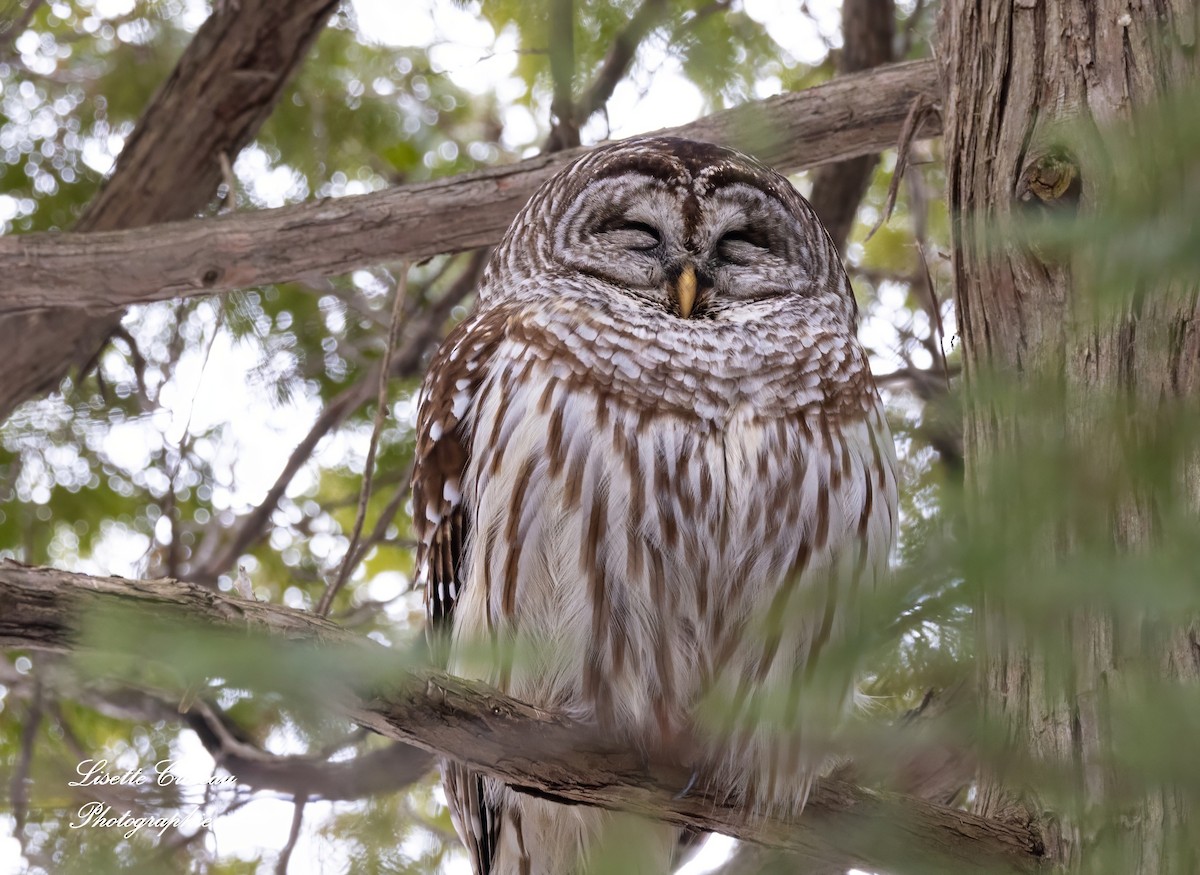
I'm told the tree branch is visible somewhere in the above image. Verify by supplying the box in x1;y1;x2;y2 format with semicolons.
0;0;340;421
576;0;670;123
0;560;1042;874
64;683;435;801
807;0;895;253
0;60;941;316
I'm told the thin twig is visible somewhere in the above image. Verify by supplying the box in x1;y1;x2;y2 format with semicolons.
902;0;927;56
218;151;238;212
915;241;951;388
344;461;414;575
274;795;307;875
164;304;224;579
10;669;43;856
190;374;374;585
317;265;410;616
110;325;151;408
866;92;939;241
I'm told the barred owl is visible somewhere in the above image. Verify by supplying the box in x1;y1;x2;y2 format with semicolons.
412;137;897;875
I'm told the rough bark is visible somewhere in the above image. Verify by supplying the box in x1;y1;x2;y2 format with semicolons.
0;560;1042;874
0;60;942;317
0;0;339;421
939;0;1200;870
807;0;895;252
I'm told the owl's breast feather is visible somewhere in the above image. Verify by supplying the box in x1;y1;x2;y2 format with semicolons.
511;304;873;422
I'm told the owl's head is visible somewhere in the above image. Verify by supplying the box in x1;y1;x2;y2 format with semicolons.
482;136;855;329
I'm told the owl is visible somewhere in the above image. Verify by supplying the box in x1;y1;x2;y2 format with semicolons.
411;136;898;875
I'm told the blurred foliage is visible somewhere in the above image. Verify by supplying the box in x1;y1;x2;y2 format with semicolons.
481;0;781;112
0;0;982;873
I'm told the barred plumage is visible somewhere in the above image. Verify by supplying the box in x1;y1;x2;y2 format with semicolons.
412;137;898;875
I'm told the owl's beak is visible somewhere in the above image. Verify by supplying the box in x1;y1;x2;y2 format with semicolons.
674;264;698;319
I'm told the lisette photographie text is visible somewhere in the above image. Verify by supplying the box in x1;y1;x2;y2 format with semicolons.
68;758;234;839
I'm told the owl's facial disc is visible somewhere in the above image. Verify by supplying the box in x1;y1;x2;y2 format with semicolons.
551;153;828;322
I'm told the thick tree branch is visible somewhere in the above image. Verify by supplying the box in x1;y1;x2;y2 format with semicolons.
807;0;895;253
0;60;941;316
0;0;339;421
0;560;1041;874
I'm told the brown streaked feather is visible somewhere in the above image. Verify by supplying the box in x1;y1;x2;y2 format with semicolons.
411;309;509;875
412;136;899;875
412;309;508;635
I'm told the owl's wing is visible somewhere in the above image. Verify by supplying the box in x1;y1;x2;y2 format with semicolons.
412;307;506;637
411;307;508;875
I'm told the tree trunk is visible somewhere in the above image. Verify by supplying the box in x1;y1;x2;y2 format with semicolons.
940;0;1200;871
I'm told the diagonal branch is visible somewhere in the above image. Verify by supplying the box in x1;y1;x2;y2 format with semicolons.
0;60;942;317
576;0;670;125
187;250;484;586
188;374;376;587
63;682;434;800
0;0;340;421
0;560;1042;874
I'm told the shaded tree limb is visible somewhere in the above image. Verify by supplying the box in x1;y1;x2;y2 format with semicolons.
0;0;340;421
54;681;435;801
807;0;895;253
180;700;434;802
0;561;1042;874
0;60;941;316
